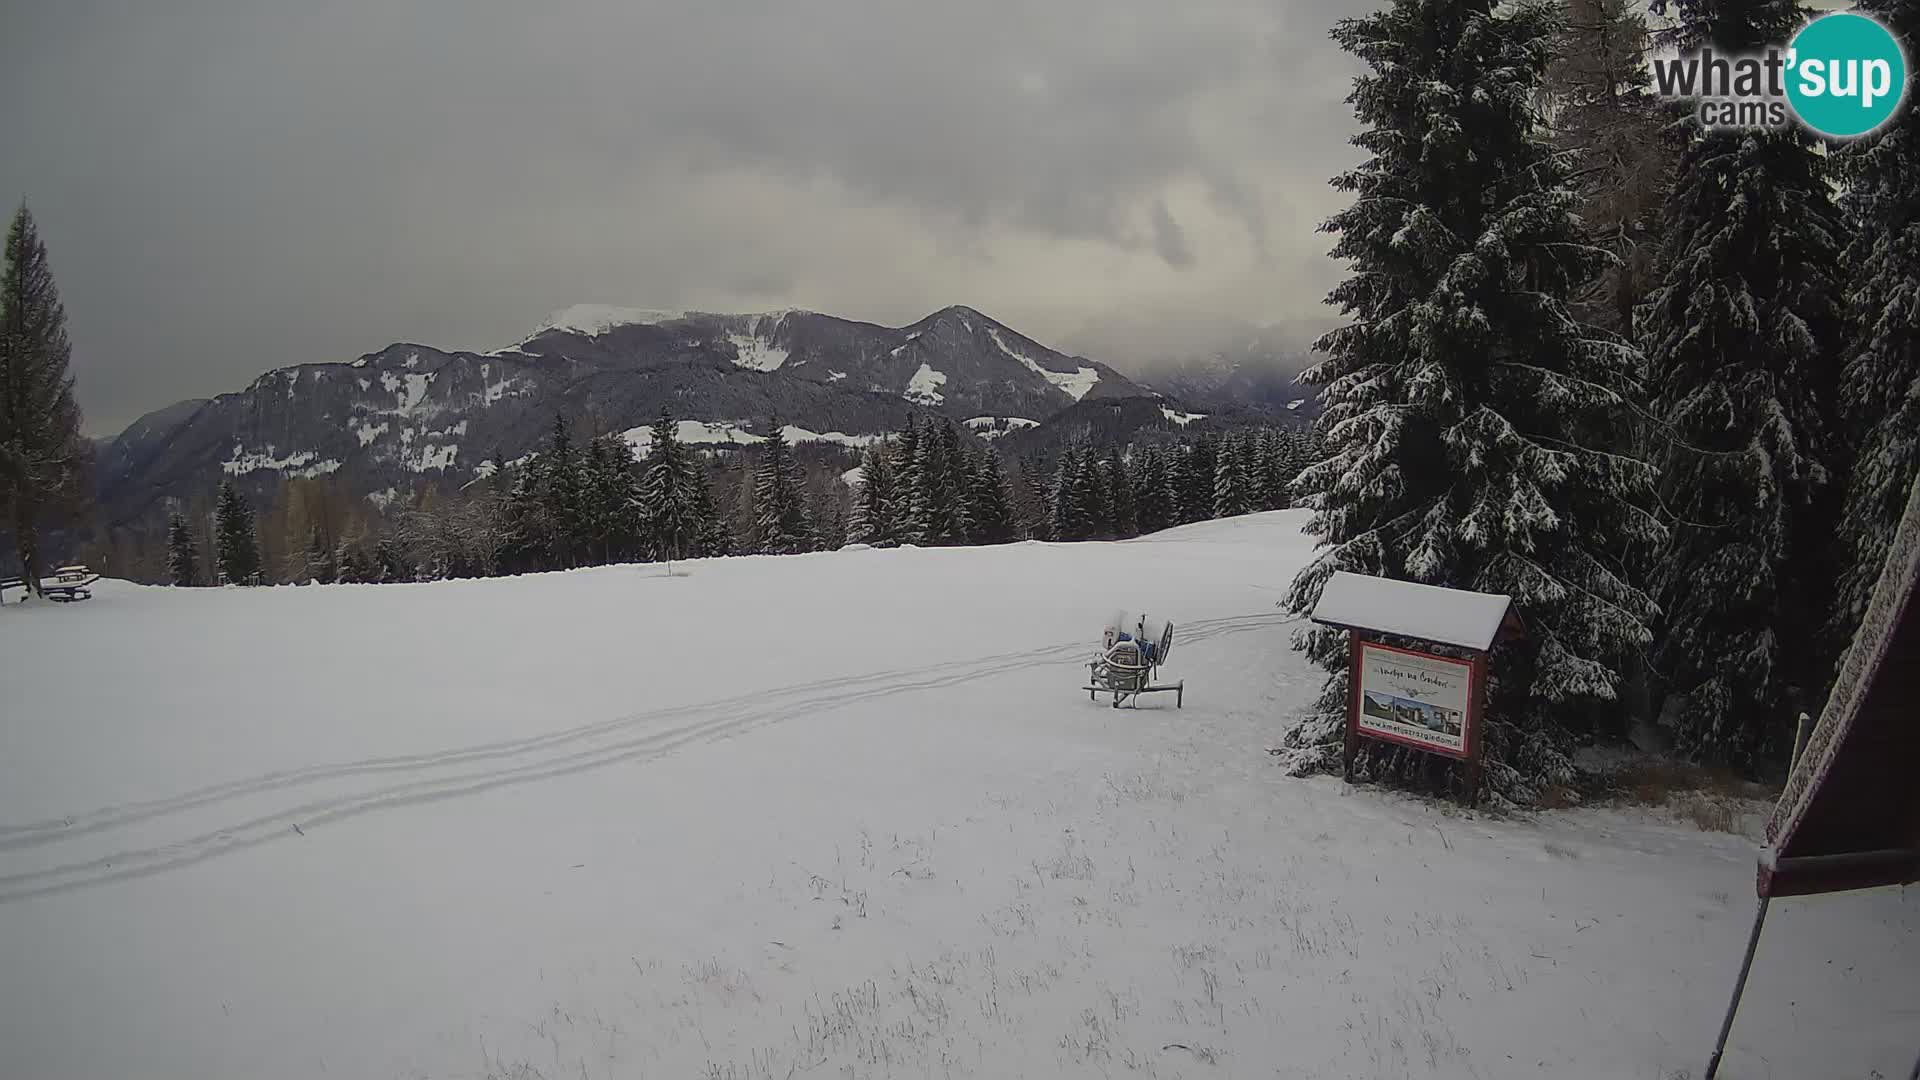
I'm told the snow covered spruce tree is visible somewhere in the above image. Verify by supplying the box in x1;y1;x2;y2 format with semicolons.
751;419;813;555
1105;446;1137;538
1131;445;1176;535
214;481;261;585
1012;455;1050;540
581;433;640;565
1544;0;1671;336
1050;447;1089;540
166;513;199;586
638;411;703;564
1213;432;1254;518
930;421;973;544
690;462;731;558
968;448;1018;544
1281;0;1663;802
1641;0;1848;765
1828;0;1920;662
0;205;89;593
1179;436;1217;524
850;437;897;545
891;417;931;546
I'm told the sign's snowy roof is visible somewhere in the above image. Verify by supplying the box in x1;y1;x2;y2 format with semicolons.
1309;571;1516;652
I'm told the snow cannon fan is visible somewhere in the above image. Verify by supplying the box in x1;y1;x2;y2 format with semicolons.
1085;612;1183;709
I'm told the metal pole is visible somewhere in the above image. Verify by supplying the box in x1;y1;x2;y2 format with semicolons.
1703;895;1772;1080
1704;711;1810;1080
1908;1046;1919;1080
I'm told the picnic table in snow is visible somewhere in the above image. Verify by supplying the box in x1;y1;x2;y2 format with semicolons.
0;565;100;603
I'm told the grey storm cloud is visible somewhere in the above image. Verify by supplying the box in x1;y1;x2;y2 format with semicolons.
0;0;1363;433
1150;200;1196;268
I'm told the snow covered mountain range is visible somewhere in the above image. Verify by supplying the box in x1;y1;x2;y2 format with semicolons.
94;304;1149;527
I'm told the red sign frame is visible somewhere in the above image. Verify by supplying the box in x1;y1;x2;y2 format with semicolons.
1344;636;1489;800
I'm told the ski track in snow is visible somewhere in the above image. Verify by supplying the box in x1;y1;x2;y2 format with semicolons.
0;612;1292;903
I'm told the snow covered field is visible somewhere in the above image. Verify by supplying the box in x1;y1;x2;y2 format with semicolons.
1;511;1914;1080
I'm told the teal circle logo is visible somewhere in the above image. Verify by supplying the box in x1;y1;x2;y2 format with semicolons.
1786;13;1908;138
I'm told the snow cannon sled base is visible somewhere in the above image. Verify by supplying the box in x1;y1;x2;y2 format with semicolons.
1085;613;1184;709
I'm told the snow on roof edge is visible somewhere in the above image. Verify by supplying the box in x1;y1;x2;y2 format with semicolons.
1308;571;1514;652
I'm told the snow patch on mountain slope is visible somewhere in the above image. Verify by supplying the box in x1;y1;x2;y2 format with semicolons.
413;444;459;471
1161;407;1208;426
366;487;398;509
727;324;790;372
354;421;388;447
841;465;865;488
222;445;340;479
479;365;526;407
621;421;880;459
541;304;687;336
1287;398;1307;411
964;416;1040;440
905;363;948;405
986;328;1099;401
887;331;924;359
376;371;435;417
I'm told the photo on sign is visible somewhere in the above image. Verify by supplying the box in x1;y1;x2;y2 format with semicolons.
1361;691;1463;736
1355;643;1472;756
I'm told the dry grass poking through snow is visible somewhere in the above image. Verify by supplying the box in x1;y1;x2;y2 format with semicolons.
1576;759;1779;839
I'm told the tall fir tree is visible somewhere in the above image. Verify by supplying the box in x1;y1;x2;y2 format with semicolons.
691;457;732;557
214;481;261;585
1050;448;1087;541
1641;0;1849;766
929;418;967;541
0;205;88;592
893;417;931;545
968;448;1017;544
1254;431;1276;509
1106;446;1138;538
1275;430;1305;497
1545;0;1672;335
579;435;621;565
850;437;898;545
1132;445;1175;535
166;513;199;586
1282;0;1663;800
751;419;813;554
1213;432;1254;518
1072;446;1108;537
813;485;849;551
639;412;704;563
1012;455;1049;540
608;433;644;561
540;414;584;568
1180;436;1219;523
1828;0;1920;661
905;420;948;544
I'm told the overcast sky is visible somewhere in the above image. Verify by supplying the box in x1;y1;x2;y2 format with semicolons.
2;0;1361;433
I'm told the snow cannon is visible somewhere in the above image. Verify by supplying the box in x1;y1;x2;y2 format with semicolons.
1087;612;1183;709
